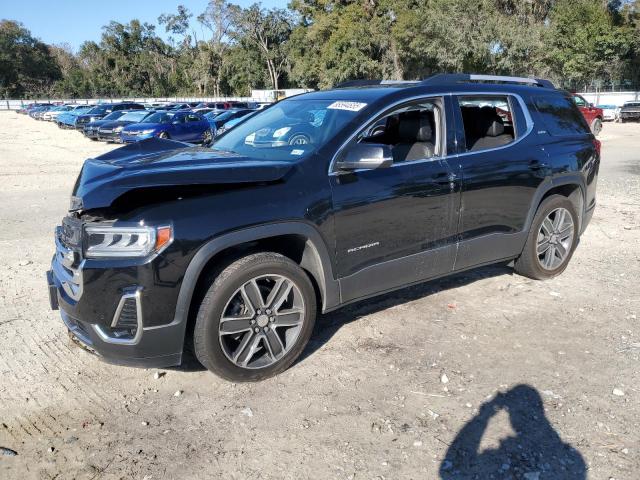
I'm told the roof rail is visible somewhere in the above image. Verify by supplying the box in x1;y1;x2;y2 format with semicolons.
335;79;419;88
422;73;554;89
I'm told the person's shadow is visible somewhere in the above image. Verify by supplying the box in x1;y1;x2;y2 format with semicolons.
440;385;586;479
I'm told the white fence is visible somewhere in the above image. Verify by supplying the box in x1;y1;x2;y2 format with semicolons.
578;91;640;107
0;96;264;111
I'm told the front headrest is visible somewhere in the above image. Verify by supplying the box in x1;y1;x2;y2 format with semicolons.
479;106;505;137
397;111;433;142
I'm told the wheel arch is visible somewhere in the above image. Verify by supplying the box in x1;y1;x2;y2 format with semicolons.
525;176;586;233
172;222;339;347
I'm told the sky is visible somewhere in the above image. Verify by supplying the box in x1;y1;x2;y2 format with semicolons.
2;0;286;50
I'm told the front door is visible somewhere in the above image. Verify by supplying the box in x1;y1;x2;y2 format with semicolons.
330;98;458;302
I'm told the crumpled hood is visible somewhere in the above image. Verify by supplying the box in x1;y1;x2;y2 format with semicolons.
72;137;294;211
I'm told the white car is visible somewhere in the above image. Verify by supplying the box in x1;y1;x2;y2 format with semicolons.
597;104;619;122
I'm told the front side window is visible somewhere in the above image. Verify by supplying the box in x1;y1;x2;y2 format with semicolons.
572;95;587;107
356;99;442;163
212;98;363;160
457;95;516;152
186;114;201;122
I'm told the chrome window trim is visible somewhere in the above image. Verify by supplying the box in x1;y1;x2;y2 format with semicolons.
93;288;143;345
328;91;534;175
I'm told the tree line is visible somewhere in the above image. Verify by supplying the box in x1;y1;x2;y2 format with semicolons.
1;0;639;99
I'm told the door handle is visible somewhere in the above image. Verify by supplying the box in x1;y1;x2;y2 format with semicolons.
529;161;549;171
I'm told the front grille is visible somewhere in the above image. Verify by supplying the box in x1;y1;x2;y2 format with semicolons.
53;226;83;301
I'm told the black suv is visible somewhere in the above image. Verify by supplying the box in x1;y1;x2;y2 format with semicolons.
47;74;600;381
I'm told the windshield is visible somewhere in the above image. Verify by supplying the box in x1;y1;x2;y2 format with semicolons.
204;110;224;119
212;98;364;160
89;104;111;115
144;112;174;124
119;111;150;122
103;111;125;120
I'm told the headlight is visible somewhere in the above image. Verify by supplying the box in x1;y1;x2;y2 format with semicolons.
113;126;124;132
273;127;291;138
84;225;172;258
141;129;155;134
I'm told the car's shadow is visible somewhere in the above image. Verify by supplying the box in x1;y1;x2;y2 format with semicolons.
440;384;586;479
298;262;513;364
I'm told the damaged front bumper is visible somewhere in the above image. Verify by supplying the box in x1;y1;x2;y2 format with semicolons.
47;222;185;368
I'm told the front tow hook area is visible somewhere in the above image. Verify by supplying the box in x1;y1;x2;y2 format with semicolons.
46;270;59;310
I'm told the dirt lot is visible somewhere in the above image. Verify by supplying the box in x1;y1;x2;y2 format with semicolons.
0;112;638;480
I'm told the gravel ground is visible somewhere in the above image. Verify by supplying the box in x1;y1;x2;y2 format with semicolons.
0;112;638;480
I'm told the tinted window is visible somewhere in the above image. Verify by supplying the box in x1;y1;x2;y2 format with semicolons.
186;114;201;122
145;112;174;124
533;95;591;136
119;111;149;122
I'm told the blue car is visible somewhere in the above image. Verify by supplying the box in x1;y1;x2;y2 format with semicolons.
57;106;94;129
121;111;212;144
204;109;255;132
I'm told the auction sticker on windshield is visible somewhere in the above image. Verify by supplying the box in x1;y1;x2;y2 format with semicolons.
327;101;367;112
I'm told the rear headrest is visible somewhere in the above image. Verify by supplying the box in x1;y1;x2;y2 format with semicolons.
397;111;433;143
479;106;505;137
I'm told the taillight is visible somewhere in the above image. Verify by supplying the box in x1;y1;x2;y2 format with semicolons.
593;139;601;156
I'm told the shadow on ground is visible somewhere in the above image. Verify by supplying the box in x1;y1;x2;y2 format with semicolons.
299;263;512;363
440;385;586;479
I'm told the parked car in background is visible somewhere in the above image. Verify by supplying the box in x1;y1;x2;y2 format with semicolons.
96;110;157;143
75;103;145;130
205;108;255;132
29;105;55;120
57;106;94;129
571;93;603;135
17;103;41;114
195;102;232;110
596;104;619;122
42;105;75;121
619;101;640;122
215;110;259;136
83;110;130;140
121;111;212;143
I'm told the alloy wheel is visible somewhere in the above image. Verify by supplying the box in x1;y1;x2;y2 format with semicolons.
536;207;574;270
218;274;305;369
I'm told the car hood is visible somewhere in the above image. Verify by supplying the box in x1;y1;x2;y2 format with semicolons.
72;138;294;211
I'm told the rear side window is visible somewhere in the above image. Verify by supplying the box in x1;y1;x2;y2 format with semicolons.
186;114;201;122
457;95;516;152
532;95;590;136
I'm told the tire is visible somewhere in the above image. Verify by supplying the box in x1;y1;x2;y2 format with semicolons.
202;129;213;144
514;195;579;280
590;118;602;136
158;131;169;139
193;252;317;382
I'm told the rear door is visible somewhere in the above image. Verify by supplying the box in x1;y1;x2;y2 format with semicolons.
185;113;206;141
452;93;549;270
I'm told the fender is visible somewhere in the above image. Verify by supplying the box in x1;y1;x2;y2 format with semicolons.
522;173;587;233
168;222;340;340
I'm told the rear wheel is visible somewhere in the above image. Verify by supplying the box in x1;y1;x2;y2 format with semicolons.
514;195;579;280
288;134;310;146
193;252;317;382
158;131;169;139
202;129;213;144
590;118;602;136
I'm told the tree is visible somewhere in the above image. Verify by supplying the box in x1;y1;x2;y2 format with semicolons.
0;20;61;97
231;4;293;90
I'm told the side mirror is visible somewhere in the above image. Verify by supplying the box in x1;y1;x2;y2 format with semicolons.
336;143;393;171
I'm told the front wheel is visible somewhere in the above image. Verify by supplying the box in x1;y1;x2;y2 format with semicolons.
514;195;579;280
590;118;602;136
158;131;169;139
193;252;317;382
